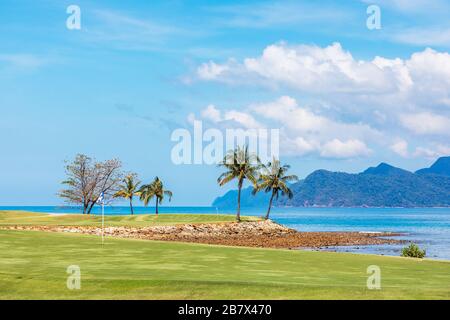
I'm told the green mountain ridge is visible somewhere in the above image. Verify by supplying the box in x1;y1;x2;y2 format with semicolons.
212;157;450;208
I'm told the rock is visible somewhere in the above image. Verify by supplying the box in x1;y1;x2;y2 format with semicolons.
0;220;402;249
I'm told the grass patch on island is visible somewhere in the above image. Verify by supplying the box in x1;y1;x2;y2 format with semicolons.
0;210;259;227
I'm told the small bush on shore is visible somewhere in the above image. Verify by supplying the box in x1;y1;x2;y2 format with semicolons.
401;243;426;258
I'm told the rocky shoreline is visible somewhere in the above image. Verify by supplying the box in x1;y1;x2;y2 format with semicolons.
3;220;402;249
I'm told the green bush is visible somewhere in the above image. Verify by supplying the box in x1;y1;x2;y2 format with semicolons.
401;243;426;258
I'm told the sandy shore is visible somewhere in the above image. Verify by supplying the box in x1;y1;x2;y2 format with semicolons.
3;220;402;249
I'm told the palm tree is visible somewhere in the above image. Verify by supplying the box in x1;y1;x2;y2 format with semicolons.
113;174;140;215
217;145;261;222
151;177;173;214
137;182;155;208
253;158;298;220
138;177;173;215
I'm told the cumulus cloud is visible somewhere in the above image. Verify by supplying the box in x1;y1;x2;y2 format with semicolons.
194;96;378;159
201;104;222;122
400;112;450;136
197;61;230;80
249;96;381;142
195;43;450;154
288;137;318;156
200;104;261;129
223;110;261;129
390;139;409;157
414;144;450;159
196;43;450;116
197;42;416;94
193;42;450;160
320;139;372;159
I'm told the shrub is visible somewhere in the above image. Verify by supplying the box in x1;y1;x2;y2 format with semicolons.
401;243;426;258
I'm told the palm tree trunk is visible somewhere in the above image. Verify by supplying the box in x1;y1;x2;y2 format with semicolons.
236;180;243;222
129;197;134;215
155;198;159;215
265;191;275;220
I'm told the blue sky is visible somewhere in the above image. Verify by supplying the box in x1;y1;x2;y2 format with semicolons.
1;0;449;206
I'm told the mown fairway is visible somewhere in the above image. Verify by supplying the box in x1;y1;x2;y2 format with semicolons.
0;210;259;227
1;228;450;299
1;211;449;299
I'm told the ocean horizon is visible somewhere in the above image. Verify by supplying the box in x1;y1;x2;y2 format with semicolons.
2;206;450;260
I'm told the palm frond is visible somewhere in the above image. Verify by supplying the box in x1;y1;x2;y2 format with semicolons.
218;172;236;186
282;174;299;182
164;190;173;201
252;158;296;200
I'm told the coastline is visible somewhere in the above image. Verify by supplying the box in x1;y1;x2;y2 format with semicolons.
5;208;449;258
3;219;402;249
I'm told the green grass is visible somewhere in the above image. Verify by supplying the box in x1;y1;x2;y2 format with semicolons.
0;210;259;227
1;229;450;299
1;210;449;299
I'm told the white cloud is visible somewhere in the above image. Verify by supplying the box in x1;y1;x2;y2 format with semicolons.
195;96;379;159
196;43;450;110
195;43;450;151
414;144;450;158
197;62;230;80
289;137;318;156
407;49;450;86
400;112;450;136
222;110;261;129
249;96;381;142
187;113;196;125
200;104;261;129
390;139;409;157
197;42;413;94
320;139;372;159
194;43;450;160
201;104;222;122
250;96;326;132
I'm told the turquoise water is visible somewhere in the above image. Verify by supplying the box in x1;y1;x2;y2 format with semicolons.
2;206;450;260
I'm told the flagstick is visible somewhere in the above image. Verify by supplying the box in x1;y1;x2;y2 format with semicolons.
101;201;104;246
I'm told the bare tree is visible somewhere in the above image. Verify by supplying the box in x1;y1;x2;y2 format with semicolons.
59;154;123;214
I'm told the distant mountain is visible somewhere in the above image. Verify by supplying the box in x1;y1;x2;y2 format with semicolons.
212;157;450;208
212;186;271;208
416;156;450;176
362;163;411;176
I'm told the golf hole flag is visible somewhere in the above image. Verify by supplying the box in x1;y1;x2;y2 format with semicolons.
97;192;104;204
98;192;105;245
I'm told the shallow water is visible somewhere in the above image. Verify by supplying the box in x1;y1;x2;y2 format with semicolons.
2;206;450;260
267;207;450;260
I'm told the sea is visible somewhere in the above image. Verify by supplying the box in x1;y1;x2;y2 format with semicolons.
2;206;450;260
